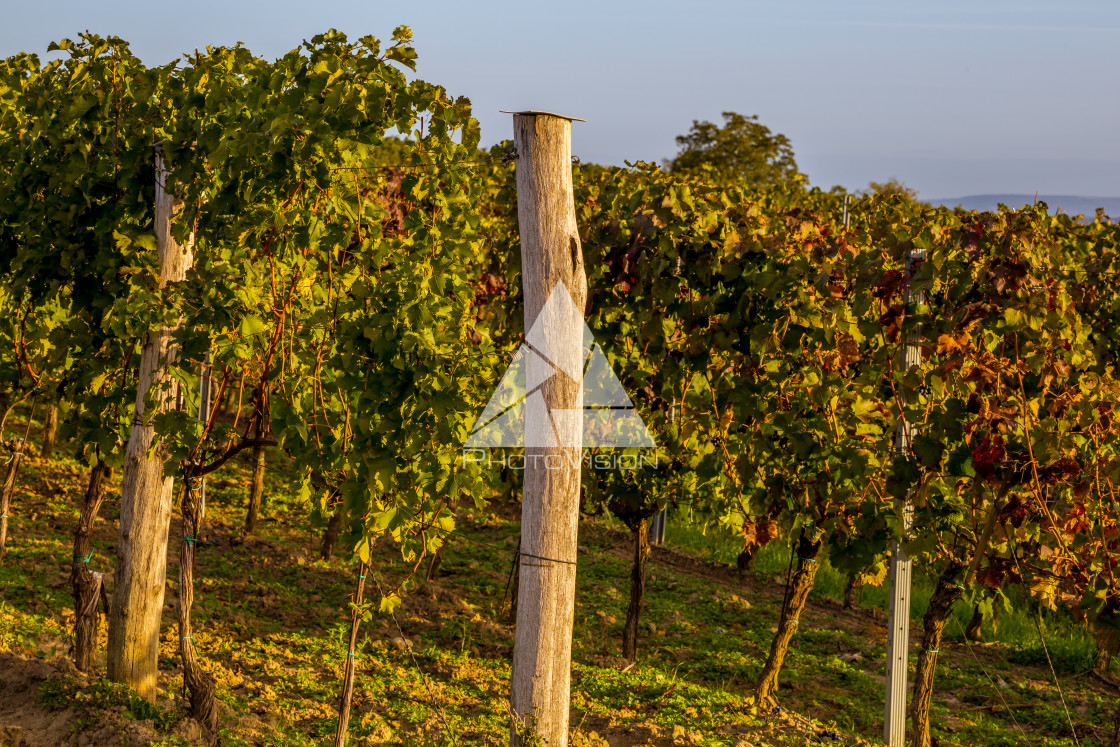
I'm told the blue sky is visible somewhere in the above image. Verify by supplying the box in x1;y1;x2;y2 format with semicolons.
2;0;1118;198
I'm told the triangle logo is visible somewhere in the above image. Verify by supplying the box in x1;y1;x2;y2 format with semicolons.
465;283;656;449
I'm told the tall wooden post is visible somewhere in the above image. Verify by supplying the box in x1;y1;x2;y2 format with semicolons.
884;243;925;745
507;110;587;747
108;144;195;701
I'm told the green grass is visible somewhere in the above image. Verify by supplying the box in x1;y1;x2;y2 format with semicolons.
0;407;1116;746
662;506;1106;676
39;677;181;731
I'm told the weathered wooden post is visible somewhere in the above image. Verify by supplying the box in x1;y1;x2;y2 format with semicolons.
108;143;195;701
505;110;587;747
40;404;58;458
884;240;925;746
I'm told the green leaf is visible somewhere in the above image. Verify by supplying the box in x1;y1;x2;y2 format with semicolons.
239;315;267;339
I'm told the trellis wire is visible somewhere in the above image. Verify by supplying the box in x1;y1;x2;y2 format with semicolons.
1010;541;1081;745
949;614;1030;740
371;569;458;746
456;531;577;566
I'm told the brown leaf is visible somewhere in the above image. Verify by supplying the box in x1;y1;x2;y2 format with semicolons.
1040;457;1081;483
958;302;992;329
878;304;904;343
873;269;905;300
987;263;1030;294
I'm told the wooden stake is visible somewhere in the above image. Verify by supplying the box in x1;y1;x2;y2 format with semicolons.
508;111;587;747
40;405;58;458
108;143;195;701
884;242;925;746
335;546;370;747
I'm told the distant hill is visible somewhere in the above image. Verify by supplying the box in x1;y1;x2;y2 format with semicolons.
929;194;1120;219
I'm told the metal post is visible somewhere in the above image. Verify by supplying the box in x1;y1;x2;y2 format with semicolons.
650;507;667;545
884;240;925;746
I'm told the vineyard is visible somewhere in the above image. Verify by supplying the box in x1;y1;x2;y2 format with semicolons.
1;28;1119;747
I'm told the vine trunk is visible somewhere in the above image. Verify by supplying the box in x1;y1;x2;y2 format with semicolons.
334;549;370;747
622;517;651;662
0;439;25;564
244;442;266;534
177;481;218;740
321;511;343;561
754;529;823;706
70;461;111;672
909;563;965;747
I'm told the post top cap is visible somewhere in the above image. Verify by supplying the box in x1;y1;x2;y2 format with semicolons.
500;110;586;122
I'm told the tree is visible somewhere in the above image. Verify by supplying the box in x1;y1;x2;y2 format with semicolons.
666;112;800;186
862;177;918;201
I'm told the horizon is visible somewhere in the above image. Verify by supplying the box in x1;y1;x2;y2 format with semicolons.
2;1;1117;197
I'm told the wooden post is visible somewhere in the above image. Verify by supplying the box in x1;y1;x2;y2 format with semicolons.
507;110;587;747
40;405;58;458
108;144;195;701
884;242;925;746
334;548;370;747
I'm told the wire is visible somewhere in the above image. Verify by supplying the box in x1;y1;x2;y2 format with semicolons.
327;155;513;173
949;614;1030;740
370;569;458;746
1009;541;1081;746
455;532;577;566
